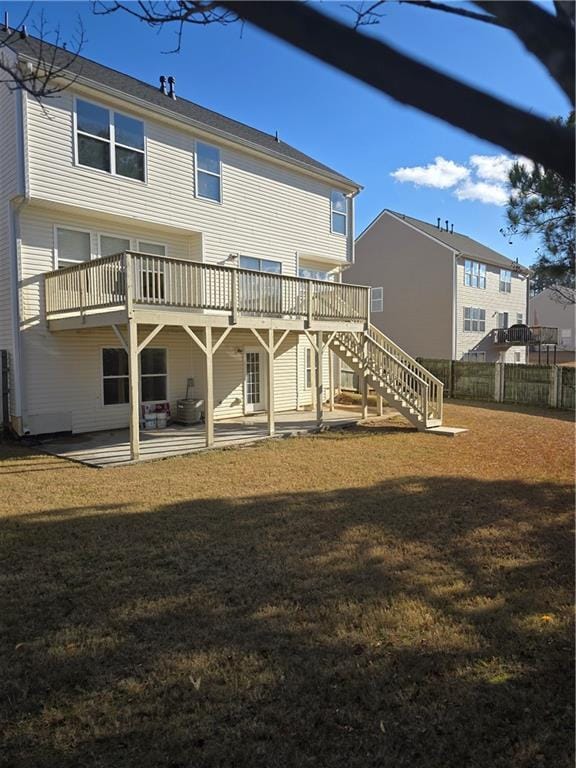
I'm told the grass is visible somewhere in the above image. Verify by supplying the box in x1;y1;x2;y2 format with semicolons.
0;402;573;768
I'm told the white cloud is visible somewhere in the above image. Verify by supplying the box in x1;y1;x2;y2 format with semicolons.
469;154;514;183
390;152;534;207
391;156;469;189
454;179;509;206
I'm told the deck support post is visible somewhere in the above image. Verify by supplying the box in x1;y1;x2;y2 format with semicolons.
316;330;324;428
376;393;384;416
204;327;214;448
328;349;335;412
127;317;140;461
267;328;275;436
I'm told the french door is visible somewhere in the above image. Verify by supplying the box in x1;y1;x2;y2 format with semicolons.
244;349;264;413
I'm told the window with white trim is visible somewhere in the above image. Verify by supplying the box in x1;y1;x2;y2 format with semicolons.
298;267;335;281
76;99;145;181
240;256;282;274
141;348;167;402
103;348;129;405
304;347;312;389
371;286;384;313
463;307;486;332
513;351;522;363
331;191;347;235
499;269;512;293
100;235;130;257
560;328;572;346
516;312;523;325
464;259;486;289
196;142;221;202
463;351;486;362
497;312;509;329
56;227;91;269
102;348;167;405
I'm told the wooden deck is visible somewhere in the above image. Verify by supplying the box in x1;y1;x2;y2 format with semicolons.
37;409;359;468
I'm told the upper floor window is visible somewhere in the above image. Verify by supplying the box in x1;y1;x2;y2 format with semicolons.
464;259;486;289
499;269;512;292
463;307;486;332
497;312;509;329
371;286;384;313
196;142;221;202
239;256;281;274
331;191;347;235
76;99;145;181
56;227;91;269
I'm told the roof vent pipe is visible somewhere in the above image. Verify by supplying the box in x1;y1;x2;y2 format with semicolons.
437;217;441;229
167;75;176;100
450;223;454;234
159;75;167;95
445;219;449;232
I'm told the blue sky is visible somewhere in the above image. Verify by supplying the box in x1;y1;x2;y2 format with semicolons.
3;1;570;265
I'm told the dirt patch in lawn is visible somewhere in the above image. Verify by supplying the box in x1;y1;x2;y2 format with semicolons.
0;403;574;767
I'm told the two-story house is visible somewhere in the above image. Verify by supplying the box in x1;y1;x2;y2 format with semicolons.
346;209;532;363
0;33;445;461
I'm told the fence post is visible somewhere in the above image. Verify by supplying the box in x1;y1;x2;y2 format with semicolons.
549;365;560;408
494;361;504;402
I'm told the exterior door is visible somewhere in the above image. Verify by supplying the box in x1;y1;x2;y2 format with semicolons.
244;349;264;413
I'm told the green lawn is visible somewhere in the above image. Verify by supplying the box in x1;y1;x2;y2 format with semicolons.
0;402;573;767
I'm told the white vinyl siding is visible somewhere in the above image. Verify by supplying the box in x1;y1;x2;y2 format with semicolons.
25;89;349;268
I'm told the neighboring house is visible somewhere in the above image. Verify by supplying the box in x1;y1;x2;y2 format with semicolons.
0;34;444;459
530;288;576;364
346;209;532;363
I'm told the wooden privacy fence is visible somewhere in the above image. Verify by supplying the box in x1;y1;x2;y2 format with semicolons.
416;359;575;411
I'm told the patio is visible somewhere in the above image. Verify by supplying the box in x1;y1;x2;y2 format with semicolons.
37;408;361;467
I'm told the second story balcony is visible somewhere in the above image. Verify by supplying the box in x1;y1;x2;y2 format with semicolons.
44;252;370;330
492;325;559;346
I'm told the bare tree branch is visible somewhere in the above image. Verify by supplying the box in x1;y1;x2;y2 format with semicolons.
221;1;573;180
348;0;507;29
475;1;574;104
0;11;85;99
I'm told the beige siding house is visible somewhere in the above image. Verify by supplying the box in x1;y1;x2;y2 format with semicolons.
347;210;531;363
530;288;575;364
0;34;446;459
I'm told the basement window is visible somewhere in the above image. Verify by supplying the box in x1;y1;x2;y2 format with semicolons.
76;98;145;181
371;286;384;313
463;351;486;362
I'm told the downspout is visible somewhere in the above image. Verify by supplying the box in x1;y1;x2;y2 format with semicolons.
9;86;30;434
525;273;530;363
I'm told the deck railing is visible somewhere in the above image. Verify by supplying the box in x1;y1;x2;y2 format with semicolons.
493;326;559;345
45;252;370;324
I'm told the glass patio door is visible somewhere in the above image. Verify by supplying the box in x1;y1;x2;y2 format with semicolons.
244;350;264;413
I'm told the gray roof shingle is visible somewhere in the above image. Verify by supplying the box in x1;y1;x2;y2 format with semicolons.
386;210;529;273
3;31;359;188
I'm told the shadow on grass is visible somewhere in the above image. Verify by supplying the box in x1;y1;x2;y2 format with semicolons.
1;476;573;768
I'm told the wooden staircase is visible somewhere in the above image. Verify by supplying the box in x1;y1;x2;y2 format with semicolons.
330;324;444;430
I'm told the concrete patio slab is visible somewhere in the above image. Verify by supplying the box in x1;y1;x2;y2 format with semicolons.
38;409;359;468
